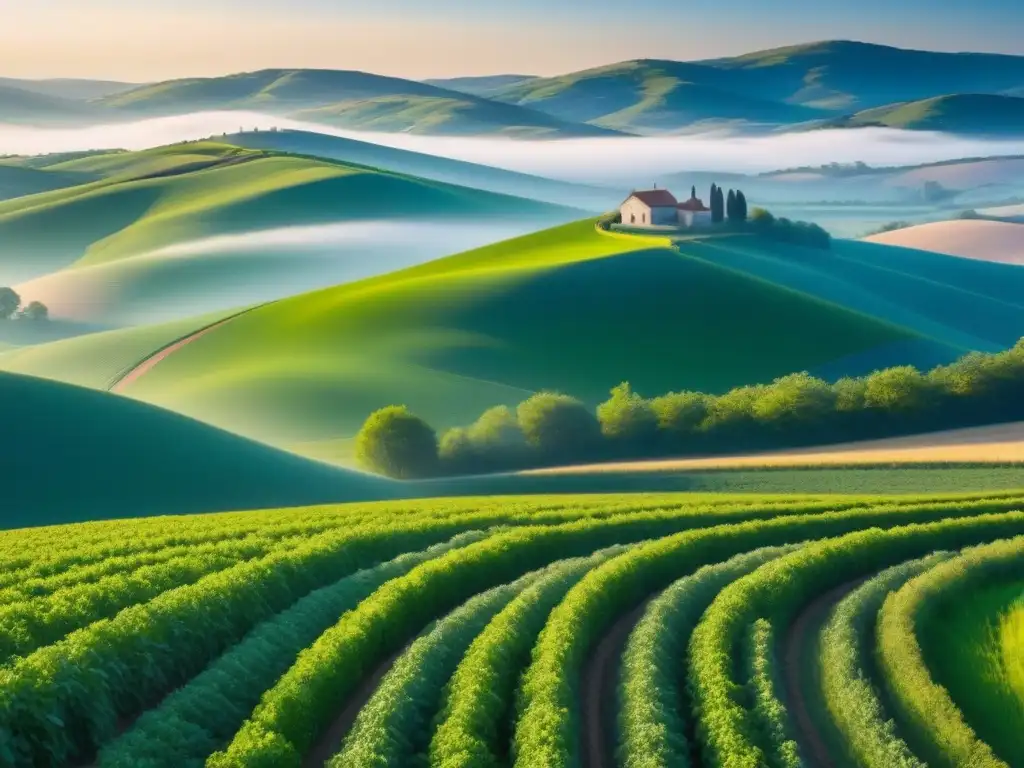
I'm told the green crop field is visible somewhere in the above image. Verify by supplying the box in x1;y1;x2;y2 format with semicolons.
2;489;1024;766
11;220;943;456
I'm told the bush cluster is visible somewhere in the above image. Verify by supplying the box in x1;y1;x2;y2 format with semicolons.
354;340;1024;479
748;207;832;248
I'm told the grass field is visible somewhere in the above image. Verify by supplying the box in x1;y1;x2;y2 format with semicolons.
0;370;392;529
2;489;1024;767
821;93;1024;135
28;220;935;452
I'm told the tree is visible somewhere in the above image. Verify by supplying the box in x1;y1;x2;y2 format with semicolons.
863;366;937;413
650;391;709;437
691;185;697;200
0;287;20;319
596;382;658;445
726;189;738;221
735;190;748;220
18;301;48;322
354;406;438;479
753;372;836;429
710;184;724;223
517;392;600;460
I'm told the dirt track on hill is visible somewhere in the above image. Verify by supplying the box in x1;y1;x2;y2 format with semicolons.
522;422;1024;476
107;302;275;393
783;580;864;768
580;602;648;768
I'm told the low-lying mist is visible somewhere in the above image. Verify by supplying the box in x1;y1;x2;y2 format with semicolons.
14;218;545;327
3;111;1024;183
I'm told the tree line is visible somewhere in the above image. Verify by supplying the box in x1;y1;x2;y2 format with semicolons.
355;339;1024;479
0;287;47;321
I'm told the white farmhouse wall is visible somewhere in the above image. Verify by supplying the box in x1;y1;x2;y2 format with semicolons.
650;206;678;225
620;198;650;225
678;210;713;228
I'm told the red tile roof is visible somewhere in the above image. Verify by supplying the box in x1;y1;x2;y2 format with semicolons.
626;189;678;207
678;197;710;212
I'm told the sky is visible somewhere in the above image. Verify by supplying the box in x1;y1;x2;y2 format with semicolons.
1;0;1023;82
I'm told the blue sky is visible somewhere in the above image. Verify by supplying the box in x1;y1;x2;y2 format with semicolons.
3;0;1023;81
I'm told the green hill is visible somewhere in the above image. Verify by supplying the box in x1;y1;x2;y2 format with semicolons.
0;371;392;529
0;84;99;124
491;60;826;133
817;94;1024;135
423;74;539;96
16;220;947;463
0;141;579;304
98;68;612;136
0;76;138;100
0;162;98;202
696;40;1024;111
224;129;621;209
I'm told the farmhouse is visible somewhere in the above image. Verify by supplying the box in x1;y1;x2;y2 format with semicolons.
619;186;712;229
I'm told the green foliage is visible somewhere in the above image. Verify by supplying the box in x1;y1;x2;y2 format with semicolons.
863;366;937;413
18;301;48;321
597;382;658;445
819;555;947;768
752;372;837;429
877;536;1024;767
650;390;710;438
618;545;796;768
0;286;19;319
355;406;438;479
516;392;601;460
744;618;803;768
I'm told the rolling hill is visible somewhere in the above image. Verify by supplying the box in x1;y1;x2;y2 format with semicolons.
97;68;615;136
817;94;1024;135
490;60;828;133
0;370;392;528
6;220;959;463
0;141;581;323
863;219;1024;265
0;162;98;201
0;84;100;124
223;129;622;209
0;76;138;100
423;74;538;96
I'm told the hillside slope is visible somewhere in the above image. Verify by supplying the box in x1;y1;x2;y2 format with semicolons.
0;142;580;323
0;84;99;124
491;60;826;133
0;77;138;100
32;221;941;460
98;68;613;136
863;219;1024;265
0;371;392;528
818;94;1024;135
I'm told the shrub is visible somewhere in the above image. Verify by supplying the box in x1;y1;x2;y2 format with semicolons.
0;287;20;319
597;382;658;446
354;406;438;479
517;392;601;461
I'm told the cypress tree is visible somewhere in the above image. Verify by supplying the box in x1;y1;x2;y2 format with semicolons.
736;190;748;220
726;189;737;221
710;184;721;222
691;185;697;201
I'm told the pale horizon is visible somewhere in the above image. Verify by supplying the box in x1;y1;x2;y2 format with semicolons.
3;0;1023;82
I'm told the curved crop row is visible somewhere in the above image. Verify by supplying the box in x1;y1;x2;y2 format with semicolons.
431;543;632;767
744;618;803;768
877;535;1024;768
0;516;496;766
513;499;1024;767
617;545;797;768
819;554;949;768
688;515;1024;768
331;570;544;767
95;532;487;768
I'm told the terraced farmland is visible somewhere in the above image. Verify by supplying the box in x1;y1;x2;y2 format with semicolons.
1;491;1023;767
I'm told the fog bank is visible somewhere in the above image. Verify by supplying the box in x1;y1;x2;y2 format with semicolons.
3;111;1024;183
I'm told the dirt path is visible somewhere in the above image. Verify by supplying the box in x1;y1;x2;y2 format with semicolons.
302;648;405;768
522;421;1024;476
783;580;864;768
107;302;274;393
580;602;648;768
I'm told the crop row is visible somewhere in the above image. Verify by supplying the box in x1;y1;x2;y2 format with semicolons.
2;493;1024;767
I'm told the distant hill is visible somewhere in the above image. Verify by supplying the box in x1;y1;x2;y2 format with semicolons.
0;371;391;528
862;219;1024;265
490;60;827;133
0;162;98;201
695;40;1024;110
0;141;582;324
815;94;1024;136
98;68;613;136
0;84;100;124
0;77;138;101
423;74;538;96
489;41;1024;133
225;129;621;209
